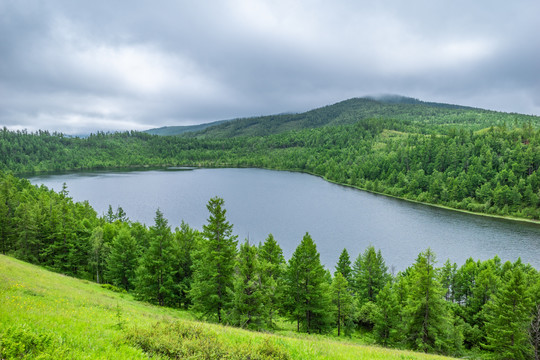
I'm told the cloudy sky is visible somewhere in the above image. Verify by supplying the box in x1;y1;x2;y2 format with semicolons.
1;0;539;134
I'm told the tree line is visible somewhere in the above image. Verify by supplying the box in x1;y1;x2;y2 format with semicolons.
1;119;539;220
1;171;539;358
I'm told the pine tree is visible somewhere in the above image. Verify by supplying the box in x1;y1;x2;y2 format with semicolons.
284;232;332;333
353;245;390;303
483;267;533;360
331;272;354;336
106;226;138;291
135;209;176;306
190;197;238;323
335;248;352;284
404;248;457;354
229;240;266;329
259;233;285;328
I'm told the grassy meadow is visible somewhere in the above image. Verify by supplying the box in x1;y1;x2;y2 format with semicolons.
0;254;455;359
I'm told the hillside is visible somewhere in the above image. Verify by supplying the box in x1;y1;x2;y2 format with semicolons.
145;119;229;136
183;96;540;138
0;255;454;360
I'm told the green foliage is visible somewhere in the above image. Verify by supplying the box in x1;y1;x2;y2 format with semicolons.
353;245;390;303
483;266;533;359
374;282;401;346
335;248;353;284
190;197;238;323
259;233;286;328
135;209;176;306
106;226;138;291
404;249;459;354
228;240;267;329
283;233;332;334
0;324;68;360
330;272;355;336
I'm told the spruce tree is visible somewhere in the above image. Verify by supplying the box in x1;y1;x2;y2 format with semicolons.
284;232;331;333
106;226;138;291
229;240;266;329
190;197;238;323
135;209;175;306
483;267;533;360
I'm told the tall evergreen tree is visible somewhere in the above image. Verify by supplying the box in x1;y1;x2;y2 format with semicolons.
229;240;266;329
335;248;352;284
483;266;533;360
190;197;238;323
404;248;457;354
331;271;354;336
284;232;331;333
135;209;176;306
259;233;285;328
89;226;107;284
374;281;400;346
353;245;390;303
172;221;199;308
106;226;138;291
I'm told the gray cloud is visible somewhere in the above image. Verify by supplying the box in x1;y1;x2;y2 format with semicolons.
1;0;539;134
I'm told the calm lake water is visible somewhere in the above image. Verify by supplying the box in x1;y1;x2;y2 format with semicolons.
28;168;540;271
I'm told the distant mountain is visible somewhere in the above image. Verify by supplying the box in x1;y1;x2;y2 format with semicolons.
146;95;538;138
184;95;537;138
144;119;229;136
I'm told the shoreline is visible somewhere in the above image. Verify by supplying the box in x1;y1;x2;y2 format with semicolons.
19;164;540;226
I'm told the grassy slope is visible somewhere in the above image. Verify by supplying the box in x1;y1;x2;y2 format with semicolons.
0;255;454;360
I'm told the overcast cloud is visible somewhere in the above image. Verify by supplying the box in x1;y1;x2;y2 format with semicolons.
1;0;539;134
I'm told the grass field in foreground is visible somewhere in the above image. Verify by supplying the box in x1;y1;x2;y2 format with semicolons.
0;255;455;359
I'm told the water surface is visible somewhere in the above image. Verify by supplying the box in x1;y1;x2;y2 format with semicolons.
28;168;540;271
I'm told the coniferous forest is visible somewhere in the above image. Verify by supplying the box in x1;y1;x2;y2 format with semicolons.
1;97;540;358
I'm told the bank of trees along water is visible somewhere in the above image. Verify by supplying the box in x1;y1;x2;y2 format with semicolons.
1;171;539;358
2;117;540;220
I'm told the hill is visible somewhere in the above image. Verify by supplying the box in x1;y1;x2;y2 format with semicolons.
0;255;454;360
184;95;539;138
144;119;229;136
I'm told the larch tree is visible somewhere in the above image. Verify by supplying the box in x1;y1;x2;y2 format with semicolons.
258;233;285;328
353;245;390;303
106;226;139;291
335;248;353;285
135;209;176;306
284;232;331;333
190;197;238;323
229;240;266;329
404;248;457;354
331;271;354;336
483;266;533;360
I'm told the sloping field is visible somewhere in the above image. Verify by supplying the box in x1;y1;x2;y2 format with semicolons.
0;255;454;359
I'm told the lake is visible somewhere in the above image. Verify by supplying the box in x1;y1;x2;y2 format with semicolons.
27;168;540;271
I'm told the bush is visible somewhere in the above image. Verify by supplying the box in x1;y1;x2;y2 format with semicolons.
125;320;290;359
0;324;68;359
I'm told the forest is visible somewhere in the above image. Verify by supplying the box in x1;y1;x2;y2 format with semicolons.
0;171;539;359
1;97;540;358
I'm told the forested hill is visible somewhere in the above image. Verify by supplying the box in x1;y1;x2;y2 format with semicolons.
1;95;540;220
145;119;229;136
182;96;540;138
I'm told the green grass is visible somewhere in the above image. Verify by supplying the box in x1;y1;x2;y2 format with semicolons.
0;255;455;359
